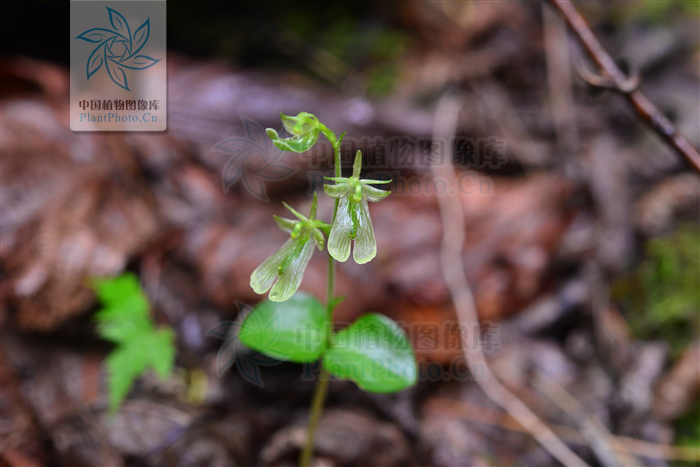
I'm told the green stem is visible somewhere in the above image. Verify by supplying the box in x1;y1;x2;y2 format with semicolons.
333;138;342;178
299;366;330;467
299;135;343;467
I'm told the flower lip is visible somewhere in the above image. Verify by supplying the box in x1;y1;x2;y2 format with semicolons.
324;150;391;264
249;193;328;302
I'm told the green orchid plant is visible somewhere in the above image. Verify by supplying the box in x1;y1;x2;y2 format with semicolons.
240;112;417;467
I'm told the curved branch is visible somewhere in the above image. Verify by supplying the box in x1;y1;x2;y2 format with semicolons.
547;0;700;174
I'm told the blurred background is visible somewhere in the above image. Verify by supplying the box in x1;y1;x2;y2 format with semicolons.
1;0;699;465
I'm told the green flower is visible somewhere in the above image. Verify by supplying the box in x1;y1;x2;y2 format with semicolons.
250;193;329;302
324;151;391;264
266;112;323;153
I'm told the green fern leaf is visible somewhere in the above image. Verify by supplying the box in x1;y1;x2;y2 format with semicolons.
91;273;176;413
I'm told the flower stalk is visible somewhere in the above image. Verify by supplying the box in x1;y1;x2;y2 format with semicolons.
299;127;341;467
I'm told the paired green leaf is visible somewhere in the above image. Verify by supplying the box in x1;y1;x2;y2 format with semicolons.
239;293;328;362
323;313;417;393
92;273;176;413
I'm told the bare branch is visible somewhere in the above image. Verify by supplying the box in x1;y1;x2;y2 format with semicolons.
533;371;638;466
547;0;700;173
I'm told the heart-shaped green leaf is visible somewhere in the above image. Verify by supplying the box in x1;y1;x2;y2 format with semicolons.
239;293;328;363
323;313;417;393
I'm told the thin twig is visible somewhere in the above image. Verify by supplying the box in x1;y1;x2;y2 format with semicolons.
547;0;700;173
533;371;638;467
425;398;700;462
431;94;589;466
543;4;579;152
